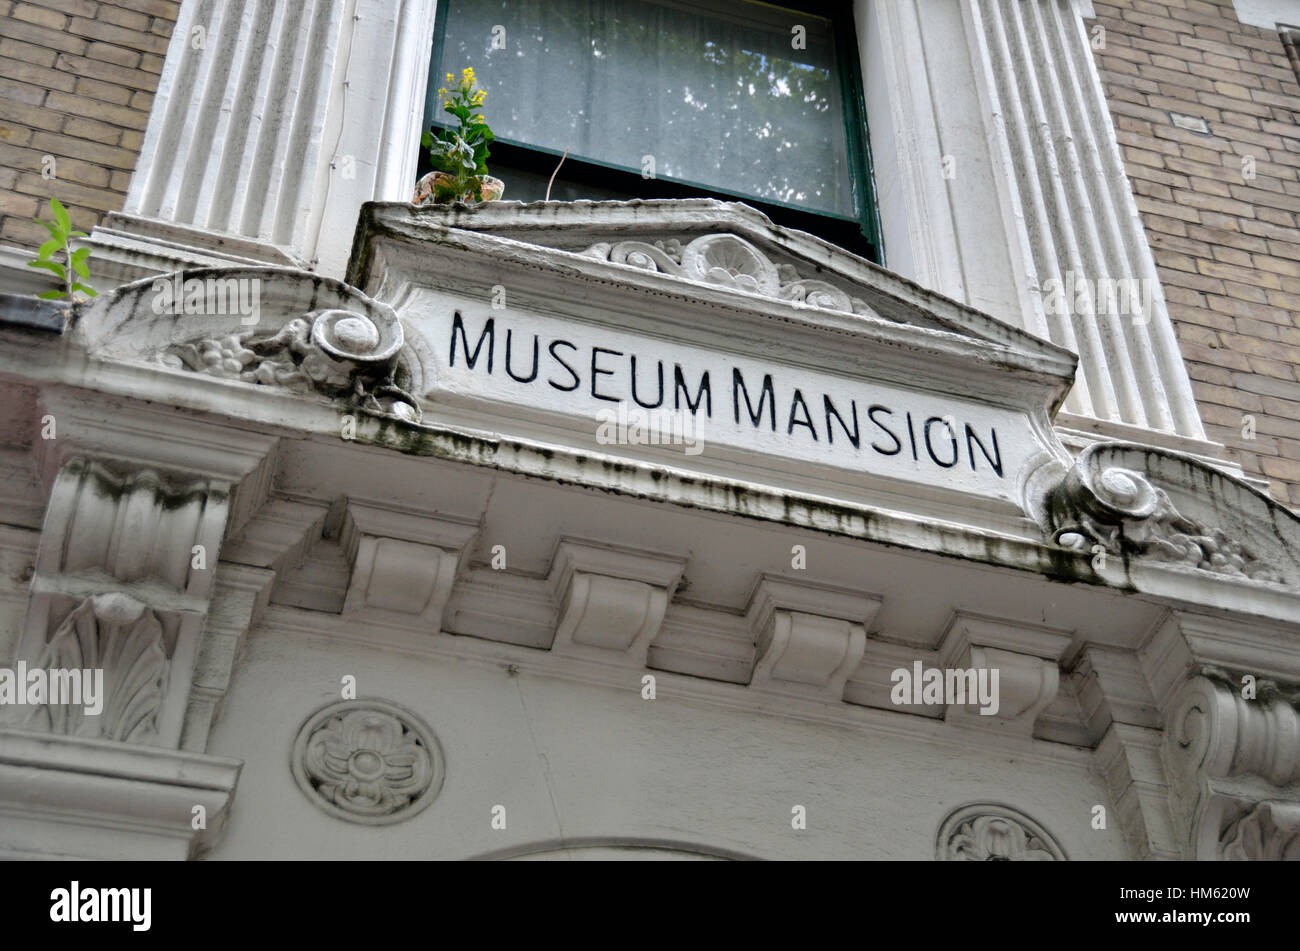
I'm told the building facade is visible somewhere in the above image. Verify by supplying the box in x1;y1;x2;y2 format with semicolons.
1;0;1299;860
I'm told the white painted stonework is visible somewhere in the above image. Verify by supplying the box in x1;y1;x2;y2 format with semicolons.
1;0;1299;862
860;0;1212;457
3;194;1300;860
399;217;1057;508
34;0;1214;462
1231;0;1300;29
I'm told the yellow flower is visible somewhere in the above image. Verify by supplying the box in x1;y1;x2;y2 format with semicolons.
445;72;453;82
471;114;484;123
472;90;486;105
462;66;475;86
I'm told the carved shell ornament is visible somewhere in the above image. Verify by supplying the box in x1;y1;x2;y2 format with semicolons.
580;233;881;317
162;307;421;421
937;804;1066;861
292;700;444;824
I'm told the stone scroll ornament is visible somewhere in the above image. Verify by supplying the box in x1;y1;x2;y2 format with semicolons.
1042;443;1288;584
162;307;421;422
579;233;883;317
1165;674;1300;859
292;700;444;824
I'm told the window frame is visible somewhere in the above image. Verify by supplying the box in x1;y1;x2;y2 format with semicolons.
423;0;882;262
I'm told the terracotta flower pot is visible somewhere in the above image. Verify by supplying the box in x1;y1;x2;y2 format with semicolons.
412;171;504;205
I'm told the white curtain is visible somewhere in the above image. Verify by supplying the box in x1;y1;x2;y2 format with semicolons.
433;0;854;216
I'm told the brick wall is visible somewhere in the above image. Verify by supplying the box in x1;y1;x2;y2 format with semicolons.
1090;0;1300;506
0;0;176;250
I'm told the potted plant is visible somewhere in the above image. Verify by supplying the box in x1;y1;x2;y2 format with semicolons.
414;67;502;205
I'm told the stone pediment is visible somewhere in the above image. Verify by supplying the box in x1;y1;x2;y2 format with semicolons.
349;199;1076;383
69;202;1078;424
345;200;1091;517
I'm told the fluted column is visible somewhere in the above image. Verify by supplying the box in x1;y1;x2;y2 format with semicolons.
962;0;1205;440
87;0;438;280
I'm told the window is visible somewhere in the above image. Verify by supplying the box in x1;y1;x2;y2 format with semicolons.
424;0;881;261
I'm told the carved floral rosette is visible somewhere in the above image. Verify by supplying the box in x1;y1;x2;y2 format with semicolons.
292;699;444;824
580;233;881;317
937;804;1066;860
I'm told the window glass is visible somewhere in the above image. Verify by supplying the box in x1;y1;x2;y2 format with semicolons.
431;0;855;217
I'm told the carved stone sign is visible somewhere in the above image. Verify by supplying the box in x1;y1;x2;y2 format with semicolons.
428;304;1038;503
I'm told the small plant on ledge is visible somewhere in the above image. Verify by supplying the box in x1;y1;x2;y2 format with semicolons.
414;67;502;205
28;198;96;301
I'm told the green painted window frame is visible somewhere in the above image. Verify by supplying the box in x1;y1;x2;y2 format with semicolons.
423;0;882;263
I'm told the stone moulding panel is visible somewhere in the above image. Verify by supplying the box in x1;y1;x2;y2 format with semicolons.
0;729;242;860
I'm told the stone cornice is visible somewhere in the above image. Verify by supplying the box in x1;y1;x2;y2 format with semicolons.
253;602;1098;771
14;202;1294;609
4;341;1298;630
0;729;242;860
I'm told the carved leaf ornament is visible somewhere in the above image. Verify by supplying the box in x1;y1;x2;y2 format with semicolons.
1046;444;1286;584
26;592;168;742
